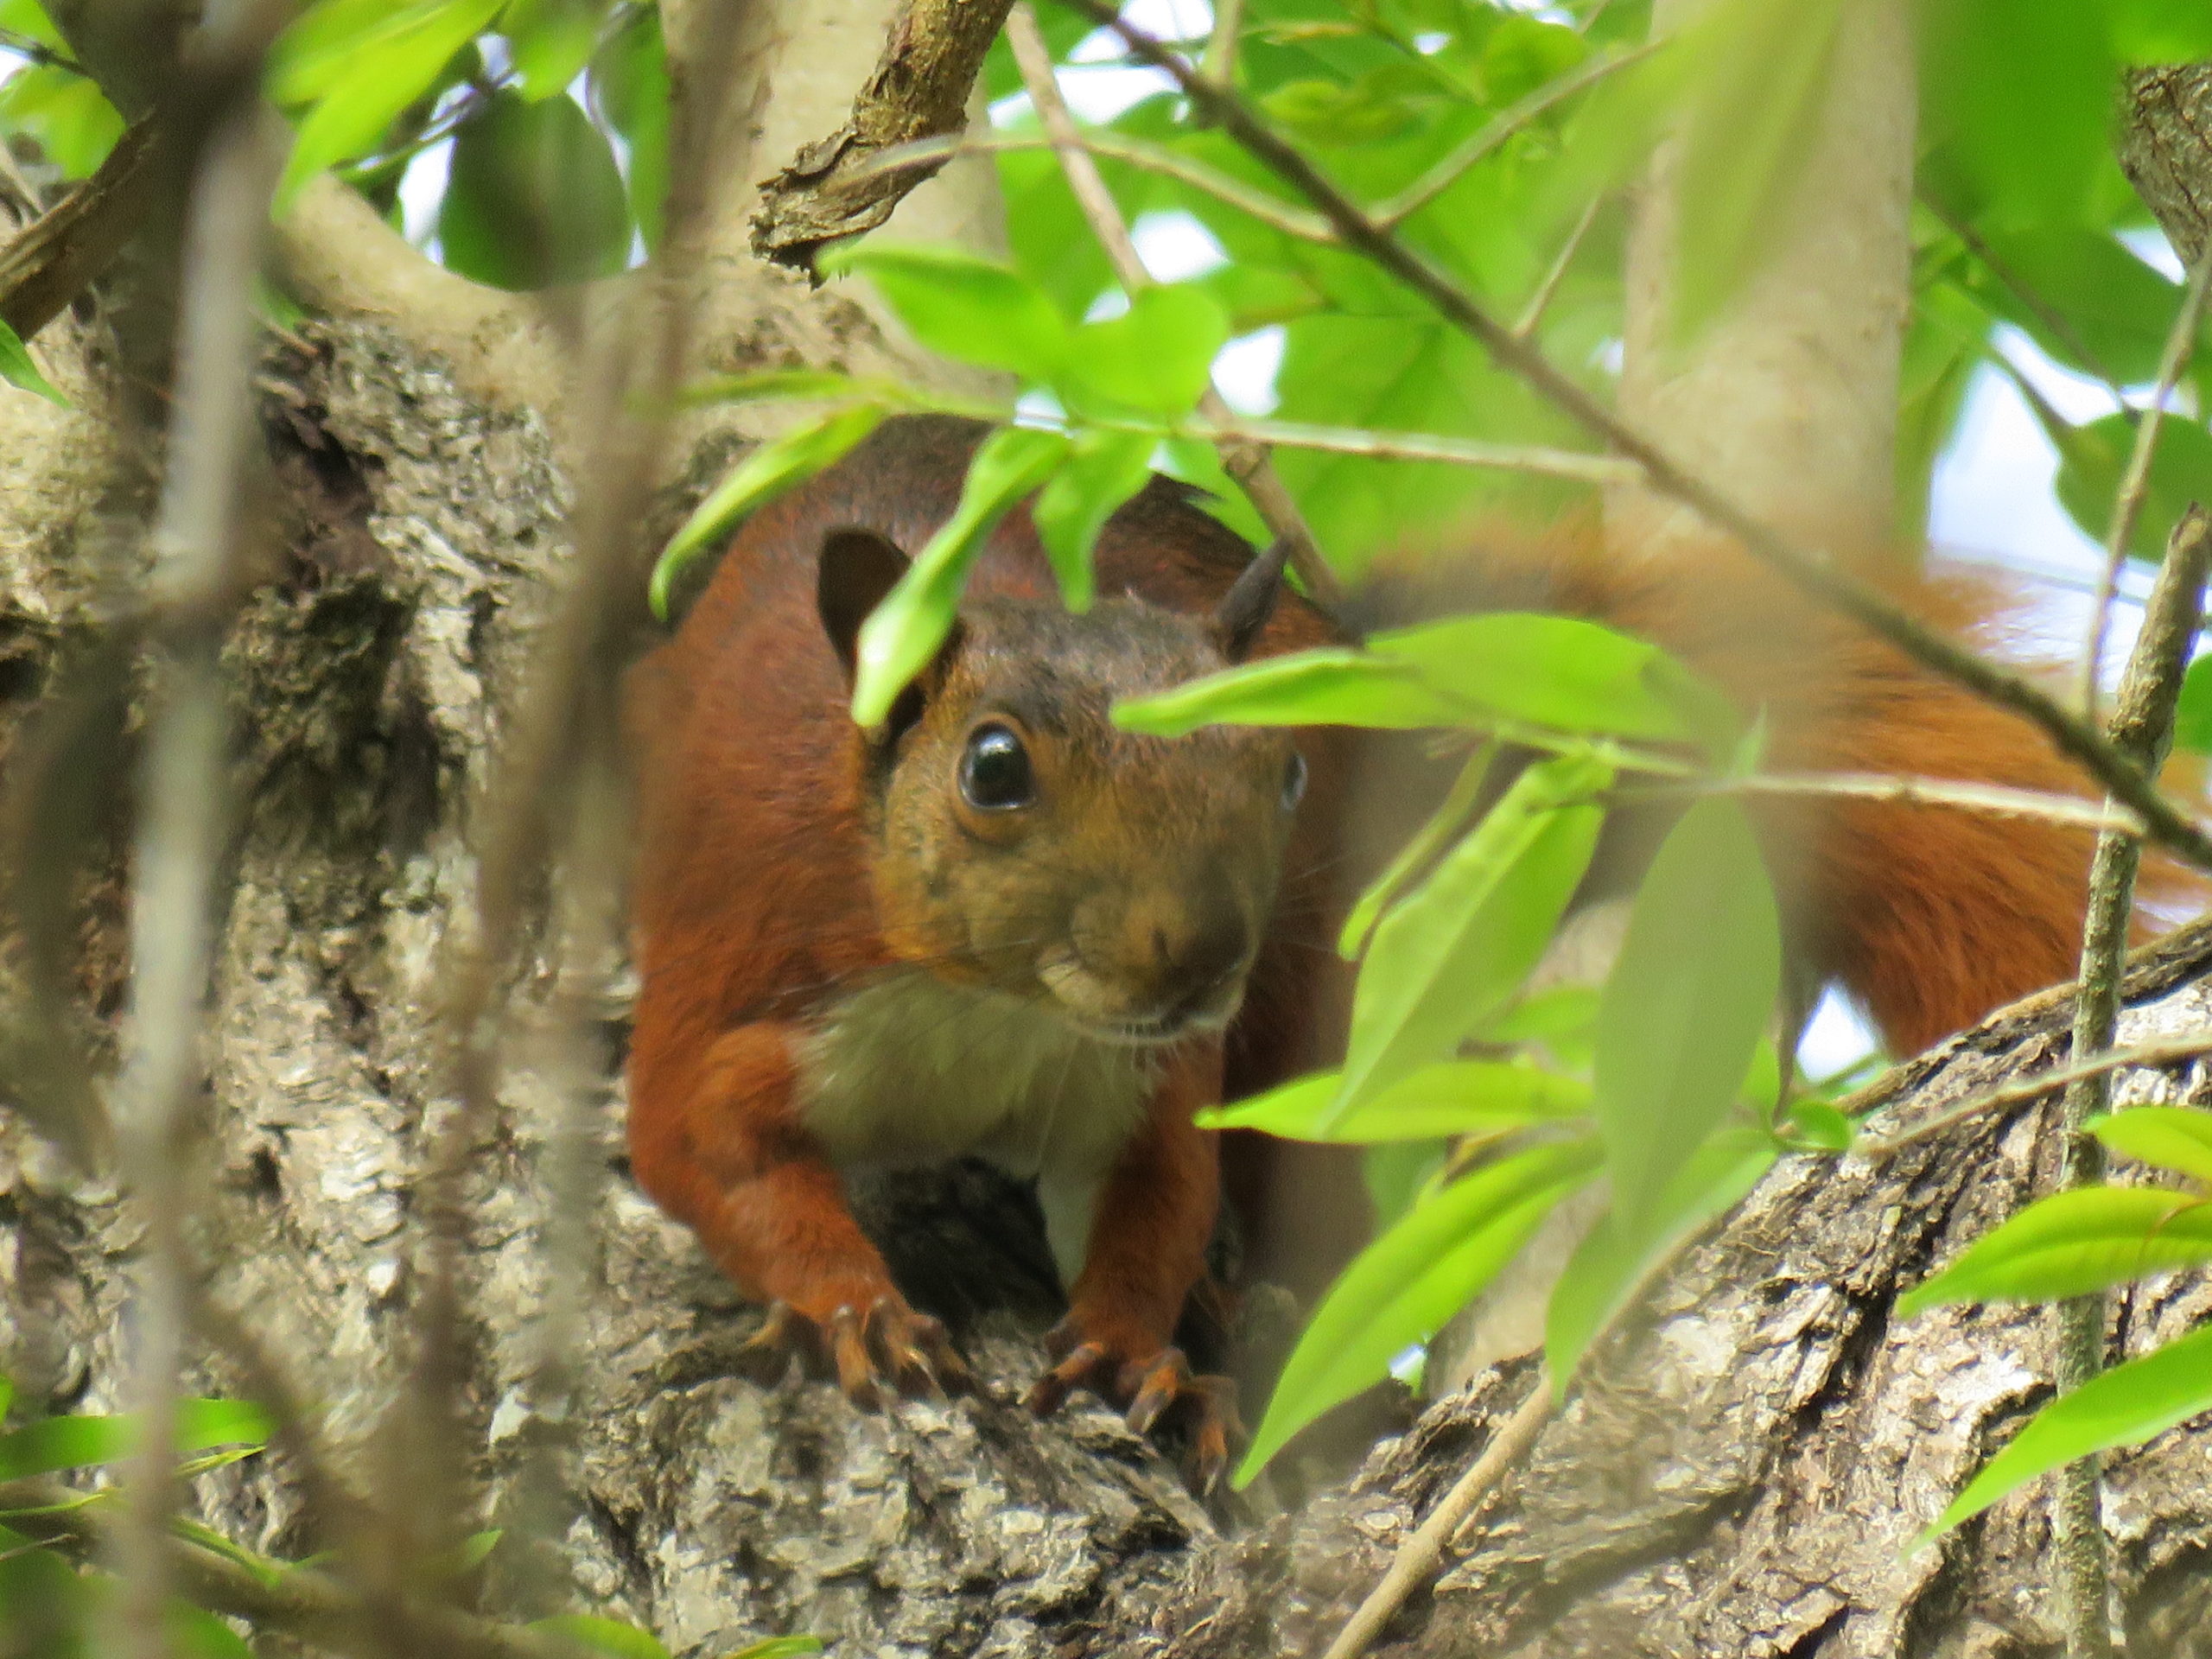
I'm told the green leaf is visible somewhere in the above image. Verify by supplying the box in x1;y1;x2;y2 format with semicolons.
1060;284;1230;421
0;64;124;178
439;89;632;289
0;1414;128;1480
501;0;605;99
1236;1137;1603;1484
2109;0;2212;64
276;0;506;211
2052;413;2212;563
726;1640;825;1659
171;1602;254;1659
1919;0;2111;226
820;242;1071;381
1670;0;1849;339
588;5;671;249
1899;1187;2212;1315
1366;613;1732;746
1332;751;1611;1121
1197;1058;1591;1141
2090;1106;2212;1186
1363;1140;1448;1232
1593;798;1781;1234
852;425;1071;725
451;1528;504;1573
1338;744;1496;958
0;1397;270;1481
2174;654;2212;756
0;317;68;407
528;1614;672;1658
1919;1318;2212;1544
1031;428;1156;610
650;404;888;622
0;1375;14;1424
270;0;416;105
1962;230;2182;386
1112;650;1472;736
1787;1098;1856;1152
1545;1124;1777;1383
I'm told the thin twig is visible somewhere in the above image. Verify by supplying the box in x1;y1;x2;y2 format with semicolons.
1201;0;1244;87
1005;3;1345;613
2076;245;2212;714
2052;504;2211;1659
1644;771;2143;836
1513;196;1601;340
0;115;159;340
1194;413;1638;483
1069;0;2212;876
848;128;1338;243
1857;1033;2212;1159
112;26;284;1653
1371;42;1656;229
1318;1373;1553;1659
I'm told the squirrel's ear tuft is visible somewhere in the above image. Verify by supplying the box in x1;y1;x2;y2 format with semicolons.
817;527;911;686
1211;537;1291;663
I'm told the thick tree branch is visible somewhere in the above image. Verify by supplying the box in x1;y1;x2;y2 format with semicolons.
0;119;158;340
2123;65;2212;267
752;0;1018;272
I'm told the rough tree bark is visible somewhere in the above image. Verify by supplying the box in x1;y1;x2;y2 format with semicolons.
8;18;2212;1659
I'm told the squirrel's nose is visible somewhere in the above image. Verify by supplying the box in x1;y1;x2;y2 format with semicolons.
1144;901;1251;1019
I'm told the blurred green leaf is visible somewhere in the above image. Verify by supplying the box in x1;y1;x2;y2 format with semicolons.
1031;428;1156;610
0;0;64;49
1236;1136;1602;1484
276;0;505;211
1671;0;1847;340
590;4;671;249
1593;798;1780;1235
529;1614;672;1658
0;64;123;178
1332;751;1610;1121
1787;1098;1856;1152
651;404;889;621
1061;283;1230;422
0;318;68;407
2090;1106;2212;1185
1197;1057;1591;1141
2050;411;2212;563
172;1603;254;1659
1918;1319;2212;1544
1899;1186;2212;1315
2172;654;2212;755
0;1397;268;1482
821;242;1071;381
440;89;632;288
502;0;604;99
1920;0;2110;226
853;425;1071;725
2109;0;2212;63
1546;1123;1777;1383
1964;229;2182;385
726;1639;826;1659
270;0;412;105
1363;1139;1448;1232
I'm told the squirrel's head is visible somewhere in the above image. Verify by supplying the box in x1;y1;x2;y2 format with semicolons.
818;526;1306;1046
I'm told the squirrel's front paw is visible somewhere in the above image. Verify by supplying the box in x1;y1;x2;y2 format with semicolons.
739;1293;973;1409
1024;1315;1241;1491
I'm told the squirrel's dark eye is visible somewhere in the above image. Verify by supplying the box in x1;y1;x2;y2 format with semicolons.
960;723;1035;810
1281;749;1308;811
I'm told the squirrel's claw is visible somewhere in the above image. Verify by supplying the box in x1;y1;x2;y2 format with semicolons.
1026;1319;1241;1491
738;1295;971;1408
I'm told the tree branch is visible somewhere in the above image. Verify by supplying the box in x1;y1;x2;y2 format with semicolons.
751;0;1019;272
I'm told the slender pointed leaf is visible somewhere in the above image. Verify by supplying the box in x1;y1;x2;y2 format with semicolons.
1594;798;1781;1235
819;242;1071;382
0;317;68;408
2090;1107;2212;1186
1236;1137;1602;1484
1918;1319;2212;1545
1899;1187;2212;1314
852;425;1071;725
1197;1058;1591;1141
1032;427;1156;610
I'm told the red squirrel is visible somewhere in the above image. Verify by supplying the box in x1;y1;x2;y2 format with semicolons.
626;413;2101;1477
